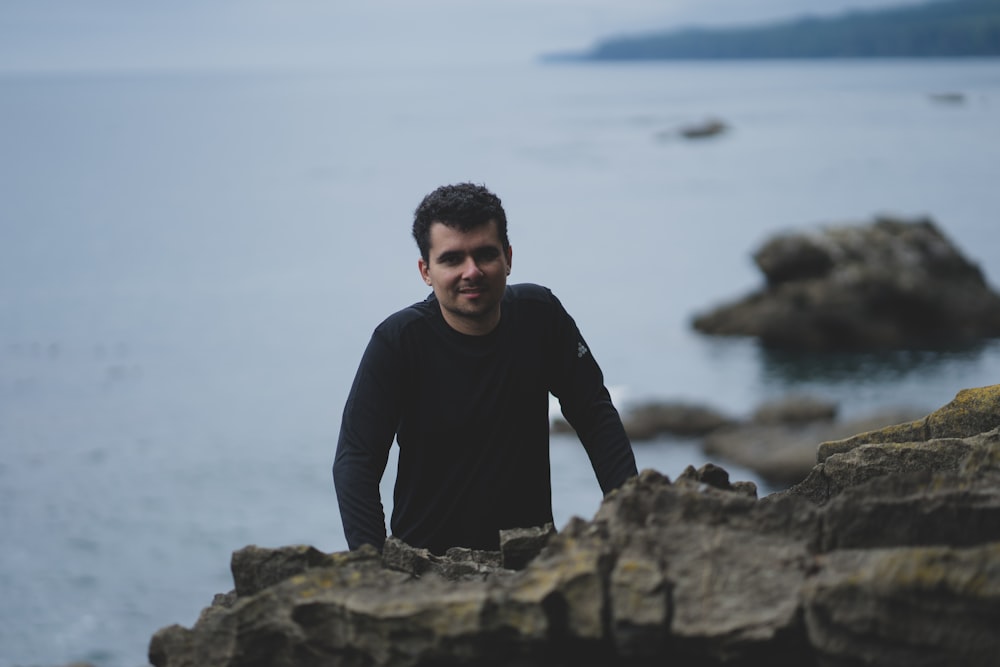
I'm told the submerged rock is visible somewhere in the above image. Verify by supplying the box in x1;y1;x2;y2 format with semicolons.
621;400;736;440
692;217;1000;350
654;118;728;142
150;386;1000;667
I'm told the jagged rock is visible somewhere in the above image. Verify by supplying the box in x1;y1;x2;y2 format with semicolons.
609;392;924;489
500;523;556;570
803;543;1000;666
703;407;925;488
231;544;347;597
595;472;816;663
675;462;758;498
150;386;1000;667
817;385;1000;461
608;541;670;657
789;432;994;506
692;217;1000;350
817;469;1000;551
503;518;613;644
381;536;508;581
789;385;1000;505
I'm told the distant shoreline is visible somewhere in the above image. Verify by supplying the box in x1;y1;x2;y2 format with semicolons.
547;0;1000;62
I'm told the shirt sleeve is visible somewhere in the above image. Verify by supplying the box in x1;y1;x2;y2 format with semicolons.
548;296;638;494
333;328;401;550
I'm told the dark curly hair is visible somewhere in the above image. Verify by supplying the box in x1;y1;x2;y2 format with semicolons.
412;183;510;263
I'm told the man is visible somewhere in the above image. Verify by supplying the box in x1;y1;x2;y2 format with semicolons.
334;183;637;554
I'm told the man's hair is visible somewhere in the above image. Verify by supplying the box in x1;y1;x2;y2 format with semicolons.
412;183;510;263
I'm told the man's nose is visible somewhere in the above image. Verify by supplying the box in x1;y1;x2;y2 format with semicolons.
461;257;484;278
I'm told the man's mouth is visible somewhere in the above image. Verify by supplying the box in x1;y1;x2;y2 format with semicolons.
459;286;485;297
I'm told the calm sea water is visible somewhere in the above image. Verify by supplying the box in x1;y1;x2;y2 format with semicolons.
2;58;999;666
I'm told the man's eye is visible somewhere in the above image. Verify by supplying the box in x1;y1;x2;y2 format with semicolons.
474;249;500;262
439;255;462;265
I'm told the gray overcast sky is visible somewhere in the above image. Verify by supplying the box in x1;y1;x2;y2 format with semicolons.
0;0;929;72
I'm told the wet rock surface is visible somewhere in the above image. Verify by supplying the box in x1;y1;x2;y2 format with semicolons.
692;217;1000;350
151;386;1000;667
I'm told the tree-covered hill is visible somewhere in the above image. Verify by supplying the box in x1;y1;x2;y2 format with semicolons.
571;0;1000;60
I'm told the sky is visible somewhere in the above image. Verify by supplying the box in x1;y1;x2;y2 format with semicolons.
0;0;930;72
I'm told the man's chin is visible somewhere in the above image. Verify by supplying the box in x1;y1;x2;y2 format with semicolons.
448;303;497;320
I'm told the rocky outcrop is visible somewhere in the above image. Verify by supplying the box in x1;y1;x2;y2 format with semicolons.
692;216;1000;350
703;400;926;488
612;392;921;487
151;386;1000;667
787;385;1000;505
595;393;924;488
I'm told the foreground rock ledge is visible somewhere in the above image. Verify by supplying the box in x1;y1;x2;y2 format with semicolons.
151;386;1000;667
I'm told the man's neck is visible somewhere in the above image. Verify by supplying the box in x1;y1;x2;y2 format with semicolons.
440;308;501;336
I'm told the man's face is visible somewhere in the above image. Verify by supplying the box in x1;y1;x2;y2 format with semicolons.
418;219;512;335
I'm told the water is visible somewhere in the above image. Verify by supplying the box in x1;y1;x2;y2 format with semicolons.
2;58;999;666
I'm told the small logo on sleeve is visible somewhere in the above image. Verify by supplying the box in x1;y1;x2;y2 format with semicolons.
577;341;589;358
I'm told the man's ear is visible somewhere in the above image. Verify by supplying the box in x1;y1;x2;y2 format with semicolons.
506;245;513;275
418;258;432;285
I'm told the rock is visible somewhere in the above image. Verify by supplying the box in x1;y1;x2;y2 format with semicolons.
754;234;836;284
817;469;1000;552
381;536;508;581
692;217;1000;350
928;91;966;104
595;471;819;663
504;518;614;644
675;461;758;498
655;118;728;142
703;407;925;488
231;544;348;597
817;384;1000;461
791;431;993;507
620;400;736;441
679;118;727;139
500;523;556;570
607;541;670;657
803;543;1000;666
752;394;838;424
789;385;1000;505
150;386;1000;667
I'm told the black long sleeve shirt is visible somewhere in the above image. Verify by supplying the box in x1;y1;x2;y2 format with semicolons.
333;283;637;554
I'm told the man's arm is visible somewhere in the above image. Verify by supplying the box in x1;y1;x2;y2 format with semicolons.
548;296;638;493
333;330;401;550
562;384;637;493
